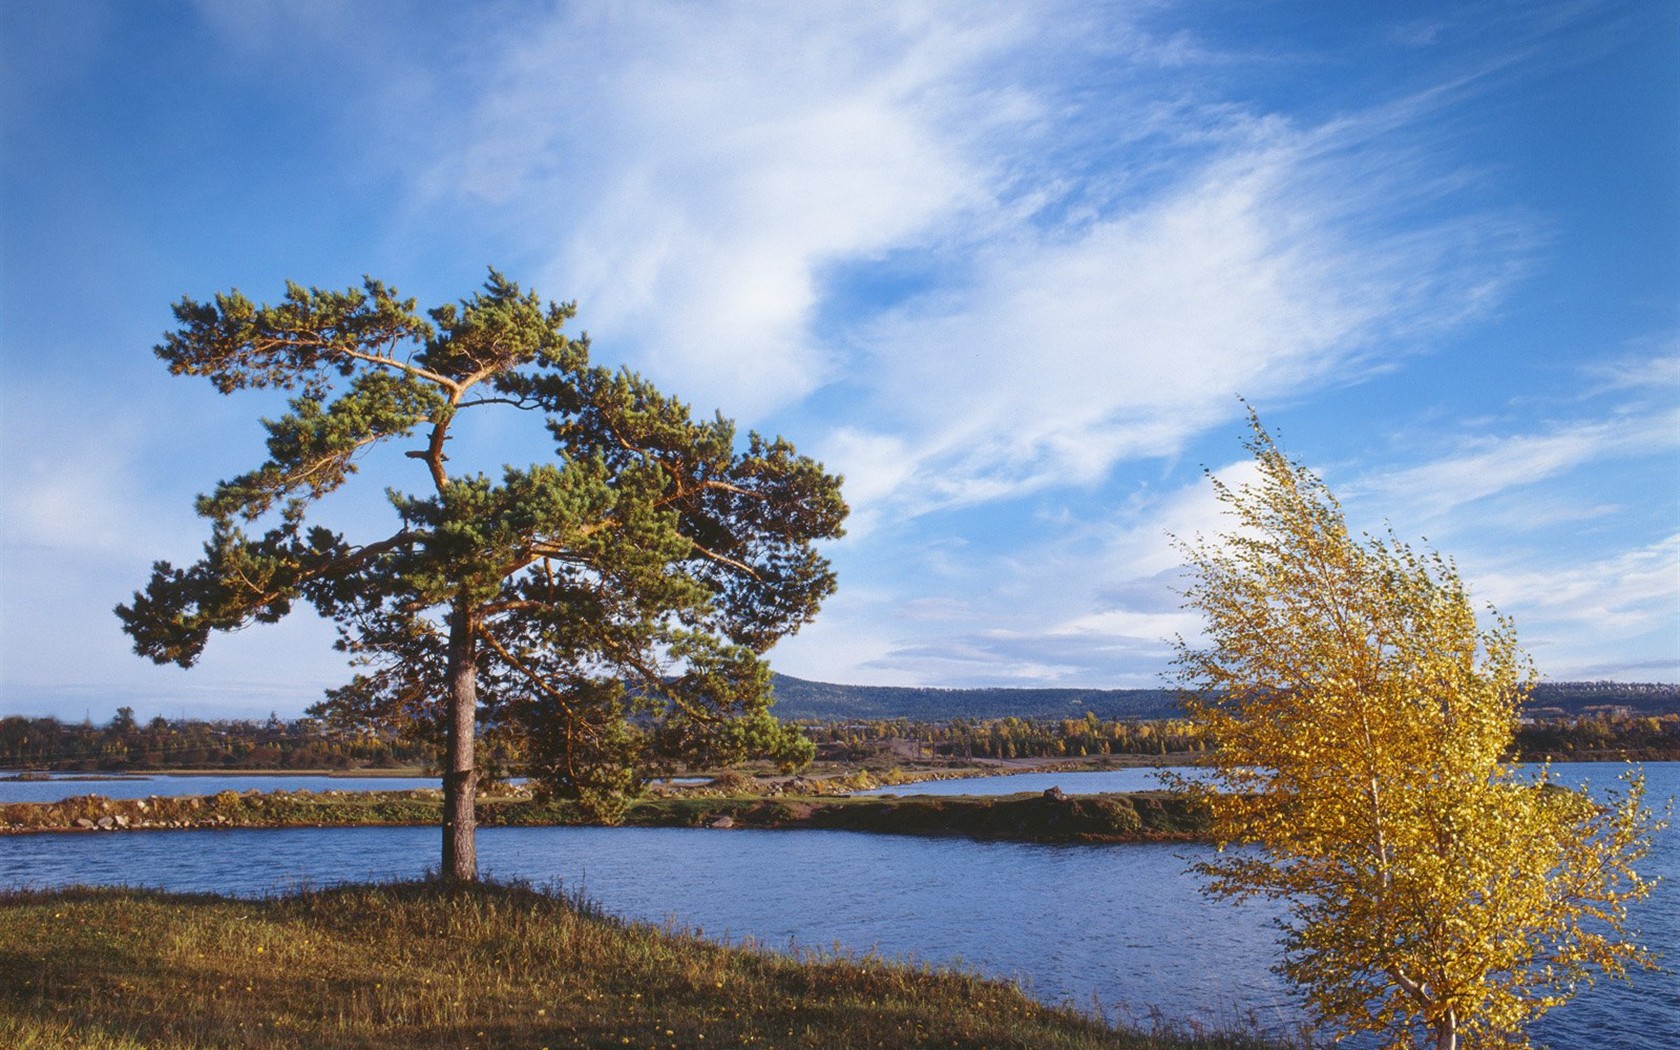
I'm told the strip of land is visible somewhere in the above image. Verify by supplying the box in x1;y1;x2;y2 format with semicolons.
0;786;1208;843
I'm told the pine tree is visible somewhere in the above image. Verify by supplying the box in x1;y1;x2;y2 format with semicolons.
118;272;846;879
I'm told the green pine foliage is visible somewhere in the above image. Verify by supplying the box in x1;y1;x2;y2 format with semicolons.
115;272;846;876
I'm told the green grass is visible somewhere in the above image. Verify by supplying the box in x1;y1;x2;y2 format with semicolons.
1;880;1278;1050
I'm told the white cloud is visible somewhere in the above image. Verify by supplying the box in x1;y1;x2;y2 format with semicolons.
1361;406;1680;522
1469;534;1680;681
820;115;1531;524
1078;457;1265;582
0;399;171;559
811;428;920;537
189;0;355;49
0;386;364;715
1049;607;1202;642
769;458;1260;686
901;596;972;621
370;1;1543;533
1483;534;1680;631
417;2;1020;420
1580;348;1680;396
766;580;929;686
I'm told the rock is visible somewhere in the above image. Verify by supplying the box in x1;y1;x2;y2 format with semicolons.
74;818;96;829
709;815;736;829
1043;786;1066;801
114;814;130;828
96;816;116;829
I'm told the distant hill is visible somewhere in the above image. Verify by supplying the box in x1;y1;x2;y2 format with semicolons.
768;675;1680;722
768;675;1183;721
1524;681;1680;718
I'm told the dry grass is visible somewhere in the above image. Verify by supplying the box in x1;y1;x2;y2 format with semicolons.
1;880;1276;1050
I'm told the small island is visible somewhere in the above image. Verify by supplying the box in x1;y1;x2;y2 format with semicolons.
1;778;1208;843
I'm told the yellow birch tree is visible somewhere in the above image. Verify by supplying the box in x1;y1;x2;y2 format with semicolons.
1173;414;1662;1050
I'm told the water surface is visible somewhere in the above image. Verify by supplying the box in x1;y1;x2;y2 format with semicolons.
4;762;1673;1049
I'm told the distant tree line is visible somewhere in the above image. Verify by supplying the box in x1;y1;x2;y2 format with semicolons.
805;714;1213;760
4;708;1675;773
0;709;434;772
1512;712;1680;760
804;712;1680;763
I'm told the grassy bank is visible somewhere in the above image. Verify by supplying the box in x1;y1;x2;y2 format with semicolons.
0;881;1273;1050
0;789;1208;843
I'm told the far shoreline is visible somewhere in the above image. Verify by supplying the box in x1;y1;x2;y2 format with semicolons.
4;749;1670;787
1;783;1209;844
0;767;434;781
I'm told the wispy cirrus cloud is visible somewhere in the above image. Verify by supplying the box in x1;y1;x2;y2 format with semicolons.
411;2;1026;419
840;136;1530;518
1579;346;1680;396
1360;404;1680;523
1320;351;1679;680
1483;534;1680;633
383;1;1543;520
1470;533;1680;681
776;456;1263;687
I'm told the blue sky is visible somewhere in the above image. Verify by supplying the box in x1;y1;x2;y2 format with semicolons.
2;0;1676;722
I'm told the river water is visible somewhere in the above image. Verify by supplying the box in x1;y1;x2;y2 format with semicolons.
3;763;1675;1048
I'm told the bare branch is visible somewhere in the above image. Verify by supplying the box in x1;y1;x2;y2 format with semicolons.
475;628;577;718
687;539;760;579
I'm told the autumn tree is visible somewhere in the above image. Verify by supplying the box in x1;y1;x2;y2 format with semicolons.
117;272;846;880
1172;415;1661;1050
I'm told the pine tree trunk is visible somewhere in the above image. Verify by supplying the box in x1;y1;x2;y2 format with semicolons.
441;601;479;882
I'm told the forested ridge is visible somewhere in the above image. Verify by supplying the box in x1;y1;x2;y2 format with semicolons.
768;674;1680;721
